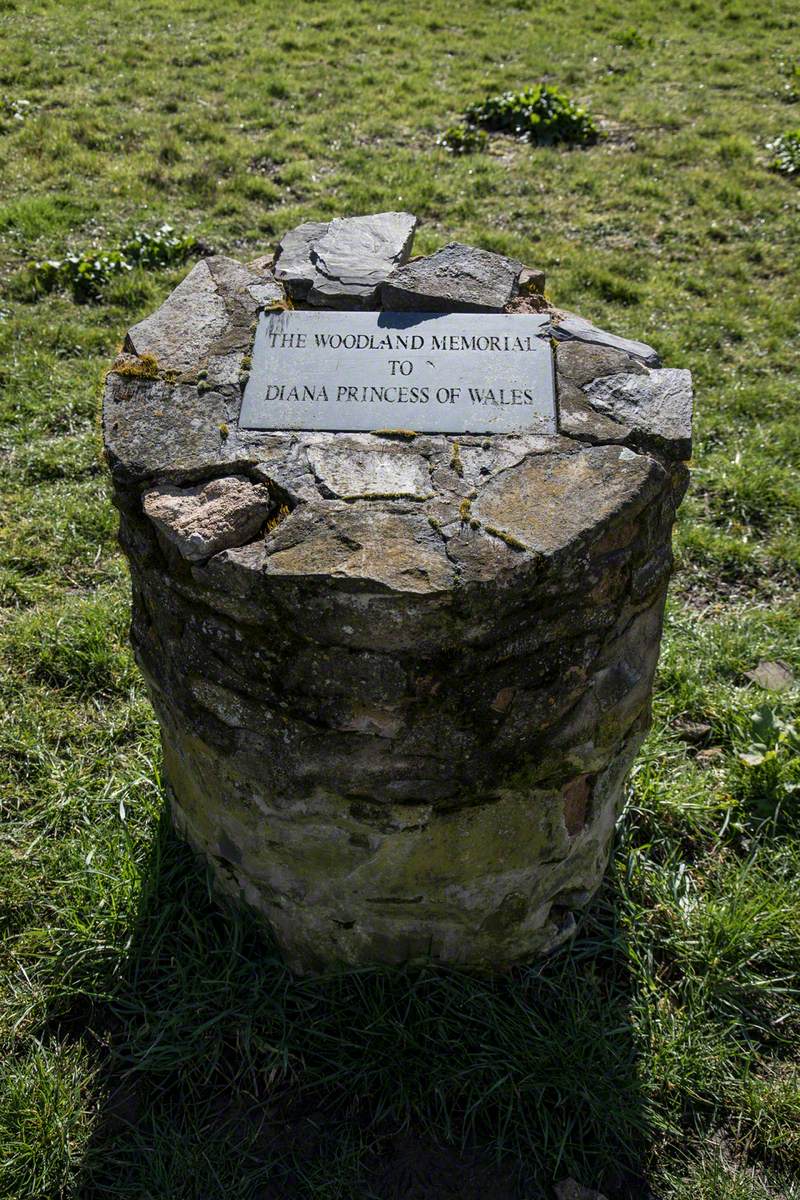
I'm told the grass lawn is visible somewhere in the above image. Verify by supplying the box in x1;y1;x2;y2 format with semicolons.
1;0;800;1196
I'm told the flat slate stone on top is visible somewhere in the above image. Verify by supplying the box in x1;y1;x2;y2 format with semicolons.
550;313;660;367
307;211;417;308
124;256;281;375
272;213;417;308
381;242;524;312
125;259;229;374
272;220;330;299
584;367;693;457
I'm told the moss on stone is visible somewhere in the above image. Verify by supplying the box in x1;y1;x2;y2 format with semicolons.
112;352;160;380
371;429;418;441
485;524;528;551
265;503;290;533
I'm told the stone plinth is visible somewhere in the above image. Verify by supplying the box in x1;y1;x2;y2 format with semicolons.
103;214;691;972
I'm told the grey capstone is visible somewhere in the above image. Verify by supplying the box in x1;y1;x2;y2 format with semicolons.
584;368;693;459
550;312;661;367
102;218;692;973
272;220;330;300
273;213;417;306
125;259;228;374
381;242;524;312
124;255;283;377
553;339;693;459
307;211;418;308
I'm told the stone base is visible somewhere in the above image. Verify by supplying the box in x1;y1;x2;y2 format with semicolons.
160;703;644;973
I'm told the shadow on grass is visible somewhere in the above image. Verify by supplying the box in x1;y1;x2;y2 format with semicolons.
76;809;655;1200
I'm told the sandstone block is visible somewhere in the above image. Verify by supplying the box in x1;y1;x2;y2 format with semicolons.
142;475;273;562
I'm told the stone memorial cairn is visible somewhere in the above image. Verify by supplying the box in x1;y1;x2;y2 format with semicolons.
103;212;691;972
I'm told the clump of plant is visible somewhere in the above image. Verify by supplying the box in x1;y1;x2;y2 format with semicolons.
777;57;800;103
24;224;207;302
463;83;598;146
437;124;489;155
0;96;32;130
111;352;160;380
736;704;800;824
768;130;800;175
616;27;645;49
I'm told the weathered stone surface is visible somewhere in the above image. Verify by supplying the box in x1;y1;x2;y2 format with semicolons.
555;339;647;389
103;217;692;973
142;476;273;562
272;220;329;299
307;212;417;308
381;242;523;312
161;716;645;972
205;254;282;312
305;437;432;499
125;259;228;373
553;340;692;457
472;446;663;556
263;504;454;594
556;380;632;445
584;368;693;458
124;256;281;375
103;373;233;483
550;313;660;367
518;266;546;296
